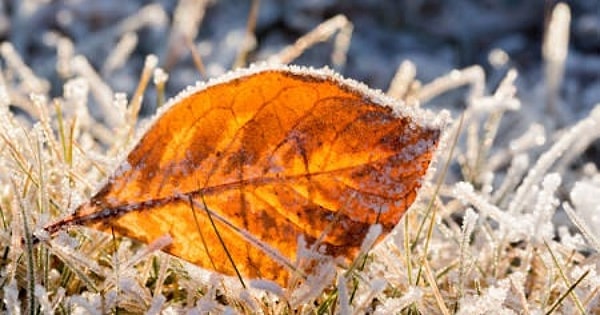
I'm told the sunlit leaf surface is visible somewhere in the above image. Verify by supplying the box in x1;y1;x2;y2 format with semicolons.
45;65;441;286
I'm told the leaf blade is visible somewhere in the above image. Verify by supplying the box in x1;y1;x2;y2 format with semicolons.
46;66;441;286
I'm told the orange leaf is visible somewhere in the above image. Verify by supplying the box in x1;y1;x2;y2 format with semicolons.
45;65;441;286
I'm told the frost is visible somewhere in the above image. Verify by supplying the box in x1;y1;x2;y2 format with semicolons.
146;294;166;315
462;208;478;237
69;293;103;315
509;105;600;214
103;32;138;75
144;54;158;69
4;280;20;315
337;275;351;314
0;42;49;93
530;173;561;243
223;307;237;315
454;182;508;224
360;223;382;253
49;237;104;275
72;55;118;127
491;154;529;204
558;226;586;251
64;77;92;128
153;68;169;86
161;307;180;315
457;279;514;315
236;290;258;311
56;37;74;77
290;259;336;306
570;180;600;226
565;178;600;250
352;278;388;314
206;62;447;132
571;266;600;290
250;279;283;296
119;276;149;305
459;208;478;292
0;79;10;108
194;295;220;313
374;286;423;315
35;285;53;315
113;92;128;116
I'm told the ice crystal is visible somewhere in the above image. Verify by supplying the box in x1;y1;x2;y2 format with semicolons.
1;1;600;313
457;279;514;315
374;286;423;315
570;179;600;240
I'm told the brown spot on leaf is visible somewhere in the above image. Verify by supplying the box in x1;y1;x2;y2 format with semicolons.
44;66;441;287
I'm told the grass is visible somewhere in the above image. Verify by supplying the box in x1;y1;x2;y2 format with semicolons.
1;2;599;314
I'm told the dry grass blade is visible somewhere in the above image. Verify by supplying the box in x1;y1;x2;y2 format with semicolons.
544;240;586;314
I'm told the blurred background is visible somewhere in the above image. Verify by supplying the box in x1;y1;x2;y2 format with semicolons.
0;0;598;139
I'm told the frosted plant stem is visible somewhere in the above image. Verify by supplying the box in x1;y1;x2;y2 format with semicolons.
153;68;169;108
464;119;479;183
387;60;417;100
13;178;36;313
75;4;168;57
413;111;462;251
454;182;511;226
418;66;485;104
509;274;531;315
556;104;600;172
543;3;570;122
102;32;138;76
544;240;586;314
186;36;207;78
337;275;351;314
72;55;118;127
546;269;590;315
233;0;259;68
487;124;544;172
104;235;173;288
164;0;209;69
0;42;48;94
36;99;64;166
331;17;352;70
487;124;546;170
112;229;120;314
46;241;103;288
563;202;600;252
352;279;386;315
421;256;450;315
172;0;207;45
491;154;529;205
458;209;478;301
54;102;71;165
0;69;9;107
56;37;74;78
127;55;158;132
508;105;600;214
404;212;413;285
475;70;518;176
267;15;353;66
